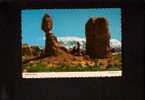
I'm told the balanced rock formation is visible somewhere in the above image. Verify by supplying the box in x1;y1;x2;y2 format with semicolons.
41;14;68;56
85;17;112;58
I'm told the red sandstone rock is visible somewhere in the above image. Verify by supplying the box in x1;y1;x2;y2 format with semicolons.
41;14;68;56
41;14;53;33
85;17;112;58
22;44;41;57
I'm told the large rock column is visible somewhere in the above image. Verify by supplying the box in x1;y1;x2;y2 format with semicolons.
85;17;112;58
41;14;60;56
41;14;67;56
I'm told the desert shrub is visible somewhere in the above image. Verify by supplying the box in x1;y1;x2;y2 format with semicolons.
23;63;104;72
107;64;121;71
23;64;49;72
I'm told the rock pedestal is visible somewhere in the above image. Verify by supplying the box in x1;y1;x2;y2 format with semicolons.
85;17;112;58
44;31;61;56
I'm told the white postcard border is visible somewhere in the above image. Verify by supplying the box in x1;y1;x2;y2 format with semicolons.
23;71;122;78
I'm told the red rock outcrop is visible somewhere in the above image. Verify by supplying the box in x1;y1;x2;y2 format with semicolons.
41;14;68;56
71;42;82;56
85;17;112;58
22;44;42;63
22;44;41;57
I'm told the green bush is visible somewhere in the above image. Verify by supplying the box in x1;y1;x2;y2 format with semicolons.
23;63;103;72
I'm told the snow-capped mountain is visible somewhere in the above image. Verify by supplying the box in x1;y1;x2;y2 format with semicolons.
58;37;86;49
58;36;121;52
110;39;122;52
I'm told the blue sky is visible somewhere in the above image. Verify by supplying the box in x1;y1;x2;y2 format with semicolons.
22;8;121;47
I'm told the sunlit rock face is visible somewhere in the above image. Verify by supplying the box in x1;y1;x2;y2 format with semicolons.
85;17;112;58
22;44;41;62
41;14;53;33
41;14;67;56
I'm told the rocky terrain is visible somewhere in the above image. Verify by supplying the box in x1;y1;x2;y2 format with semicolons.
22;14;122;72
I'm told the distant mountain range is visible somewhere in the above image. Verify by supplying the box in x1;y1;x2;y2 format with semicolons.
58;36;121;52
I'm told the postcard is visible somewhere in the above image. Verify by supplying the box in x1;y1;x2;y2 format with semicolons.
21;8;122;78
